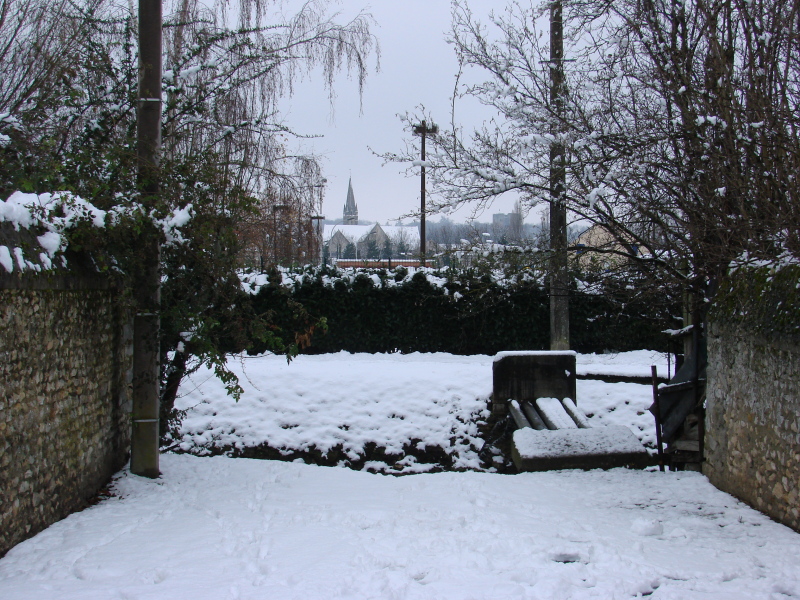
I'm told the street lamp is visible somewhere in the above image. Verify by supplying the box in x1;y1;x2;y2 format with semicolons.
308;177;327;265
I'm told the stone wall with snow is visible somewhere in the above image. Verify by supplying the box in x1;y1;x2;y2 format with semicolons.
0;264;132;556
704;321;800;533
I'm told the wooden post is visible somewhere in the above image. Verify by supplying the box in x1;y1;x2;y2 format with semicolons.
413;120;438;267
130;0;163;479
651;365;666;471
549;0;569;350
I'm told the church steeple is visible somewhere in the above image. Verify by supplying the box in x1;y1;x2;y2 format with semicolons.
343;177;358;225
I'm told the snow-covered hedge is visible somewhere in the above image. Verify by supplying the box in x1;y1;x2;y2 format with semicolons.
241;264;676;355
240;264;542;296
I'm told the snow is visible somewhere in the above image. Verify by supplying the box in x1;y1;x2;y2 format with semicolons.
494;350;577;361
536;398;579;430
173;352;491;471
577;349;670;379
0;191;193;271
576;378;660;450
238;264;551;297
36;231;62;256
159;204;194;245
0;245;12;273
322;223;375;244
663;325;694;337
562;398;591;429
514;425;647;459
0;191;105;272
172;351;671;468
2;350;800;599
0;192;38;229
2;455;800;599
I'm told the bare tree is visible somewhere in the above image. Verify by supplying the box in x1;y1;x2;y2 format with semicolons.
386;0;800;326
159;0;377;208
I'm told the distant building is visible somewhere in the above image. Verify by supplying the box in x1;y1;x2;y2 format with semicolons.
573;224;639;270
323;178;420;264
323;223;420;261
492;204;523;241
492;213;515;230
343;178;358;225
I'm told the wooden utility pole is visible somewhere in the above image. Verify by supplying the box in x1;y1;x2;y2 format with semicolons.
549;0;570;350
413;120;438;266
131;0;163;478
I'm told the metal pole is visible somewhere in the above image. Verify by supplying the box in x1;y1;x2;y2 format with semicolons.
131;0;163;478
549;0;569;350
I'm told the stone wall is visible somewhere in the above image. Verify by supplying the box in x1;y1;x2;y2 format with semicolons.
704;321;800;532
0;274;132;556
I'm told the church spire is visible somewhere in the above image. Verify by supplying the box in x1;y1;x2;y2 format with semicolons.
343;177;358;224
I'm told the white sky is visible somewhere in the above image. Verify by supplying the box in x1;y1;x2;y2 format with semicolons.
278;0;536;225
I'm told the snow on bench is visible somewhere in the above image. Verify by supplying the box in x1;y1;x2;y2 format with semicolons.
494;350;651;471
562;398;591;429
512;426;650;472
535;397;578;430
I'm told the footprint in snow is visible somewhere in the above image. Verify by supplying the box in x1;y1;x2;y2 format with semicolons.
549;550;585;564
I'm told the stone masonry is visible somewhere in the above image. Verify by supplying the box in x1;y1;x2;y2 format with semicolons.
0;278;132;556
704;321;800;532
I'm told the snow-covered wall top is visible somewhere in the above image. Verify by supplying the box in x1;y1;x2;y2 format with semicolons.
0;191;192;275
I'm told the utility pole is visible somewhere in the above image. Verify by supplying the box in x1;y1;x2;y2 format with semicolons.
413;120;438;267
130;0;163;478
549;0;569;350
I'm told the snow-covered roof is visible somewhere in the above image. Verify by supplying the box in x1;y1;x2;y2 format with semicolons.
323;223;420;245
323;224;375;243
381;225;420;244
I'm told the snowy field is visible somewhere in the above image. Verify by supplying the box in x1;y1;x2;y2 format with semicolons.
2;350;800;599
169;350;667;472
1;455;799;599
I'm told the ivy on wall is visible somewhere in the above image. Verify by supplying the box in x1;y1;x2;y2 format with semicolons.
711;263;800;338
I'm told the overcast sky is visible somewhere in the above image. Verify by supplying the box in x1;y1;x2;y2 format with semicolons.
278;0;537;225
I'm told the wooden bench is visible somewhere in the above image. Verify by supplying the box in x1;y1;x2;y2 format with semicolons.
494;352;650;472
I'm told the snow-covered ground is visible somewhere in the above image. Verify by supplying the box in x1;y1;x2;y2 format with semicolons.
170;350;668;472
2;455;799;599
3;350;799;599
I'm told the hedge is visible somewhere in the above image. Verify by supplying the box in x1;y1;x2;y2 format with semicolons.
244;266;677;356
